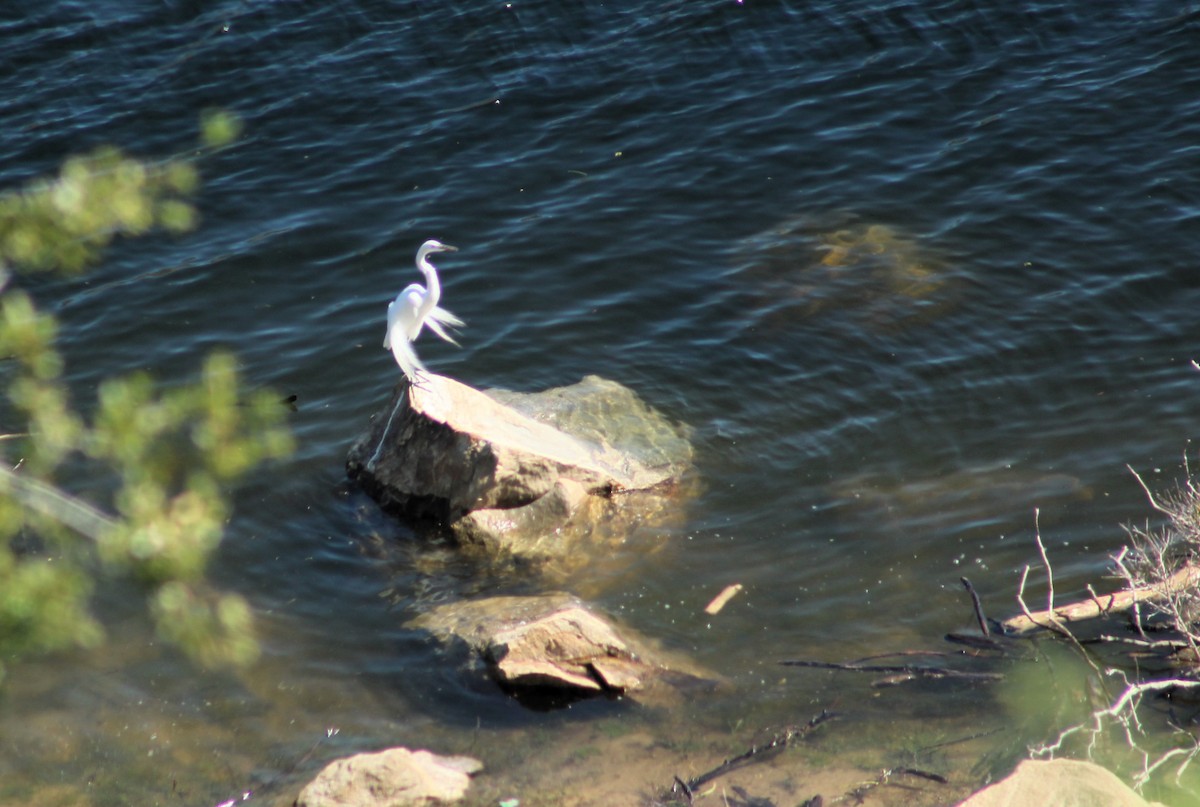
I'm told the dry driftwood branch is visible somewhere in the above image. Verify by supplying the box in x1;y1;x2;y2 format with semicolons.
1005;499;1200;638
1001;563;1200;636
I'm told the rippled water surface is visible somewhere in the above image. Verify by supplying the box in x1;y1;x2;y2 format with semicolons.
4;1;1200;804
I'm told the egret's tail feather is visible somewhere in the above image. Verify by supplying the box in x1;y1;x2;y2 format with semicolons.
430;306;465;328
389;332;425;381
426;306;464;346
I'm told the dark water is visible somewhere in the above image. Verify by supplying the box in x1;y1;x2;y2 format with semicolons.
4;1;1200;804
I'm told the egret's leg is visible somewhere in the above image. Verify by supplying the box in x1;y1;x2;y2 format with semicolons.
367;394;406;471
407;368;431;392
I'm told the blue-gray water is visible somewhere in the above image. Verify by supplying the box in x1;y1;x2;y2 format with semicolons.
4;1;1200;804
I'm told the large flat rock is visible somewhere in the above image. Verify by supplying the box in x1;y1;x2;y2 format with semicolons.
347;374;693;563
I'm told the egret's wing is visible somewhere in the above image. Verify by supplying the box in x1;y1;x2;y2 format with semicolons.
385;288;426;379
384;291;419;346
396;284;428;341
425;305;464;346
383;299;397;349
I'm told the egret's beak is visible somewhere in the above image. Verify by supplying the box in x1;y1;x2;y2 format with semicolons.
441;244;459;253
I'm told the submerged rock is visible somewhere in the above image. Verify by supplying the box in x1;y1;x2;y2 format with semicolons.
346;374;693;563
737;211;960;332
296;746;482;807
409;592;721;707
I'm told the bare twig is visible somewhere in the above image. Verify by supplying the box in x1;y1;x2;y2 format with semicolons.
1096;634;1188;652
1035;509;1055;614
1014;562;1074;640
1111;545;1148;640
1127;464;1171;516
0;463;115;542
961;577;990;637
1033;674;1200;789
1013;521;1087;642
1134;736;1200;791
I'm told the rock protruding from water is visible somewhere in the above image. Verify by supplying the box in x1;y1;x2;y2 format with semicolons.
346;374;693;562
410;593;721;707
297;747;482;807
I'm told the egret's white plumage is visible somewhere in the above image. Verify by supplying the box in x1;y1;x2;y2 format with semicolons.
383;239;463;380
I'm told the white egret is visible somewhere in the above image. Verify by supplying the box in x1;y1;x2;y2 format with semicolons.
383;239;464;381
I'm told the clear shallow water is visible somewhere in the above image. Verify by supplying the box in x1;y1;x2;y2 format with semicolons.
4;1;1200;804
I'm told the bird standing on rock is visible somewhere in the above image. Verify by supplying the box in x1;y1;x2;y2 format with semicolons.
383;239;464;381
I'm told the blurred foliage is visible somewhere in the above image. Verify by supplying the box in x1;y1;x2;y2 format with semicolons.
0;112;293;684
0;146;198;275
200;108;244;150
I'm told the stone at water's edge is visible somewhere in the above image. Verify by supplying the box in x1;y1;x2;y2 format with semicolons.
409;593;723;706
296;747;482;807
346;374;693;562
957;759;1165;807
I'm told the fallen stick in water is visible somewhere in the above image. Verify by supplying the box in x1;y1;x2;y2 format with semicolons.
703;583;743;615
839;766;950;804
665;709;838;801
779;658;1003;686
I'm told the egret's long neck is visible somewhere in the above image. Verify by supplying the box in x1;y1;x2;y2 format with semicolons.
417;254;441;316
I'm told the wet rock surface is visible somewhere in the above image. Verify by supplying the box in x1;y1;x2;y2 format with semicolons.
346;374;693;563
409;592;722;707
347;374;708;710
